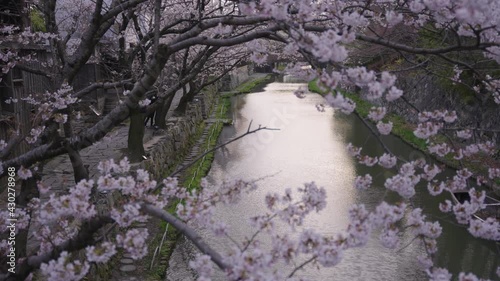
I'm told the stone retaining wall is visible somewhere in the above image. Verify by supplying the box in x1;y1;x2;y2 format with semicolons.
220;65;253;91
387;71;500;144
142;88;217;179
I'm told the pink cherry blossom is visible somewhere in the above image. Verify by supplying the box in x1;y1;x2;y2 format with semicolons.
376;121;393;135
368;106;387;122
354;174;372;190
378;153;397;168
385;86;404;101
85;242;117;263
456;129;472;139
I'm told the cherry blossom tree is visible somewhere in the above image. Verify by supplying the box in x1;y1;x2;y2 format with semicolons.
2;0;500;280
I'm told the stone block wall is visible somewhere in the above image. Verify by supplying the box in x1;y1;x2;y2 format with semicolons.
386;73;500;144
142;88;217;179
220;65;254;91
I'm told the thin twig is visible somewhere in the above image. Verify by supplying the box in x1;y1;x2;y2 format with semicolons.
353;111;406;163
288;256;316;278
169;121;279;177
396;235;420;253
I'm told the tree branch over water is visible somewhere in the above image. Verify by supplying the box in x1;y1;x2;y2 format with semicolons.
170;120;279;177
141;203;230;270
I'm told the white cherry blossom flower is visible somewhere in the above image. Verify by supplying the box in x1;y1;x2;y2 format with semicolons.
40;251;90;281
368;106;386;122
354;174;372;190
85;242;117;263
189;254;213;280
439;200;453;213
359;155;378;166
116;228;149;260
346;143;362;157
378;153;397;168
386;86;403;101
427;267;453;281
18;166;32;179
456;129;472;139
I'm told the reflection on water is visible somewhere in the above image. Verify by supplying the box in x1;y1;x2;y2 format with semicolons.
172;82;499;280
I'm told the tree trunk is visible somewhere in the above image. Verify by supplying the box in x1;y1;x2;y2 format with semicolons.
17;174;40;257
63;114;89;184
65;143;89;184
175;82;198;115
155;93;175;129
128;109;146;162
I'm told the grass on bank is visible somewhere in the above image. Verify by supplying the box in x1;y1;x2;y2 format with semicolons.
234;74;273;94
308;79;428;151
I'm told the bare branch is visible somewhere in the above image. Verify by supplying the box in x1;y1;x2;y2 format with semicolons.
15;64;52;79
73;79;134;98
170;122;279;177
356;34;497;55
0;134;22;160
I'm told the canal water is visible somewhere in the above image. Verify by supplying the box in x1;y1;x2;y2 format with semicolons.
167;82;499;280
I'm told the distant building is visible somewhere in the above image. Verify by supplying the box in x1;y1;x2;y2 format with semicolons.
0;0;49;156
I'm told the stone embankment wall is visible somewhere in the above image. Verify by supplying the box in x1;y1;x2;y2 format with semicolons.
142;87;218;179
387;73;500;144
142;65;253;178
221;65;253;90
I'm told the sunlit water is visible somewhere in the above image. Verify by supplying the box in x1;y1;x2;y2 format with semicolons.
168;82;499;280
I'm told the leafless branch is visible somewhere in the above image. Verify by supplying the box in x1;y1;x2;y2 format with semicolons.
0;134;22;160
73;79;134;98
15;64;52;79
356;34;497;55
170;121;279;177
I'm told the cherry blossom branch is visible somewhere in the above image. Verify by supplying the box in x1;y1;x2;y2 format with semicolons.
0;216;113;281
395;235;420;253
140;203;230;270
169;27;279;51
242;214;277;252
73;79;134;98
356;34;498;55
1;24;282;175
15;64;52;79
100;0;148;23
170;121;279;177
442;127;500;133
287;256;316;278
198;57;245;89
0;134;22;160
352;111;404;162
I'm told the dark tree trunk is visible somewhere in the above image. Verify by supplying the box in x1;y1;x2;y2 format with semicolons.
63;114;89;184
128;109;146;162
17;174;39;257
175;82;199;115
65;143;89;183
155;93;175;129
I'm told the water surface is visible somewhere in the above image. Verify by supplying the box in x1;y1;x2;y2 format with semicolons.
168;82;499;280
